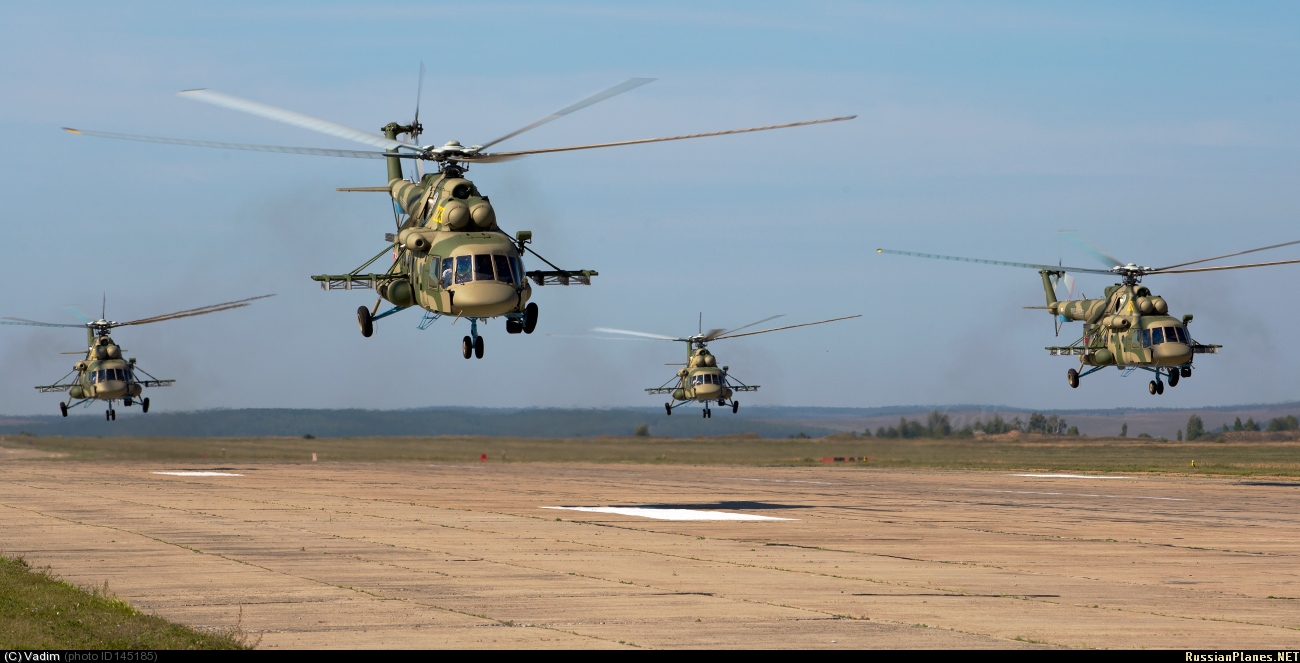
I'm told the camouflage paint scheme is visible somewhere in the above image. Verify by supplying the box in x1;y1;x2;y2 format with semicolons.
1039;270;1219;371
35;328;174;419
313;128;595;342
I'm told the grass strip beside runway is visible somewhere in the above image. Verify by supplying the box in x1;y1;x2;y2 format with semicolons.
4;434;1299;476
0;555;248;650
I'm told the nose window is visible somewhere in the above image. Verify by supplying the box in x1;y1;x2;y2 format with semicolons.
493;255;514;283
1164;326;1178;343
454;256;472;284
473;255;494;281
1174;326;1187;343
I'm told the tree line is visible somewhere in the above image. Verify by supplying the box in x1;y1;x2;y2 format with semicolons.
869;411;1079;439
1184;413;1299;441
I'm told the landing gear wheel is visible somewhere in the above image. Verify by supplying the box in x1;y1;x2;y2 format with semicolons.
124;397;132;406
732;401;739;414
105;410;110;421
462;336;473;359
142;397;150;414
1149;381;1157;395
1067;368;1079;389
702;408;708;419
523;303;539;334
1168;369;1179;387
474;335;484;359
506;319;522;334
357;306;373;338
59;402;68;418
665;403;672;416
1181;366;1192;378
111;409;116;421
1156;380;1164;395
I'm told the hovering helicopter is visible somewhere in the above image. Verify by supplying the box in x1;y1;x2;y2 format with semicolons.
878;235;1300;394
63;71;855;358
0;295;273;419
594;314;861;417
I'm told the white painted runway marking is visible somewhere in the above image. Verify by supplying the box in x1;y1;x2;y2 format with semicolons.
542;506;794;521
1012;473;1131;479
986;489;1187;502
152;471;243;477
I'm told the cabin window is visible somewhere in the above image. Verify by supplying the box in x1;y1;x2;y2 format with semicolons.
1151;328;1164;345
1163;326;1177;344
98;369;106;382
431;256;447;287
1174;326;1188;344
473;254;494;281
454;256;472;284
493;255;513;284
89;371;96;384
1141;329;1151;347
441;258;453;287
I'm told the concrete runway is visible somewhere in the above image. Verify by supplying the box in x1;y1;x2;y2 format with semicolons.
1;461;1298;649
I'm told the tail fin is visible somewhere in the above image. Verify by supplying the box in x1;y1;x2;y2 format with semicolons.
1039;270;1062;307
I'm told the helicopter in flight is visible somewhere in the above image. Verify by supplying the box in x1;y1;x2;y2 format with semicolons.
63;72;855;358
0;295;273;419
878;235;1300;394
594;314;860;417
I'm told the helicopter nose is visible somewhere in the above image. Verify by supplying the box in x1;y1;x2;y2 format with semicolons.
1152;342;1192;365
695;383;721;397
450;282;517;316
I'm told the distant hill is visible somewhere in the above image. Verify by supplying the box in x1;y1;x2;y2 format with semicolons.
1;402;1298;439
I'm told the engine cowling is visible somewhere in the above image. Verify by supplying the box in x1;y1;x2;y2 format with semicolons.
470;202;496;229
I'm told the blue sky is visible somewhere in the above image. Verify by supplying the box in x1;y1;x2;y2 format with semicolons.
2;1;1299;415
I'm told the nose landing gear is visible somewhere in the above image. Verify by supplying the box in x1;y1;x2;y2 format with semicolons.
462;319;486;359
105;408;116;421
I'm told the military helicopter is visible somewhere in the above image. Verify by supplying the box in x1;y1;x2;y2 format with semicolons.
0;295;273;419
63;73;855;358
593;314;861;417
878;235;1300;394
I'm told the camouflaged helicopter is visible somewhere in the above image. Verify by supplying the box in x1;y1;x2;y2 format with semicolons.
878;236;1300;395
64;72;854;358
594;314;860;417
0;295;272;419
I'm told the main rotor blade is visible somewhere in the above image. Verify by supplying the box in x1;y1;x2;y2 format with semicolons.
1059;230;1124;269
478;115;856;159
64;128;412;159
117;294;275;327
478;78;656;150
62;305;93;323
715;314;862;341
0;318;85;328
179;89;412;152
590;327;680;341
876;248;1115;275
412;61;425;143
1155;258;1300;275
711;315;785;340
1152;239;1300;271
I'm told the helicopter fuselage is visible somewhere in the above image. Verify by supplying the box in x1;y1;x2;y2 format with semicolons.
1048;282;1197;369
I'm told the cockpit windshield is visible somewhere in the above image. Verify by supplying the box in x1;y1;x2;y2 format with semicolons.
691;373;722;386
1142;325;1188;347
449;255;523;286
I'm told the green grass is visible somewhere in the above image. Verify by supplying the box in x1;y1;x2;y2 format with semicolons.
0;555;249;649
7;433;1300;476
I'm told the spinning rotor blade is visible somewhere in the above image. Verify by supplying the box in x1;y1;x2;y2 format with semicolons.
714;314;862;340
1059;230;1124;269
590;327;680;341
478;78;656;150
117;294;275;327
1154;258;1300;274
0;318;85;328
876;248;1115;275
178;89;412;152
64;129;410;159
412;62;425;143
62;305;94;323
1152;239;1300;271
478;115;856;160
711;315;785;340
